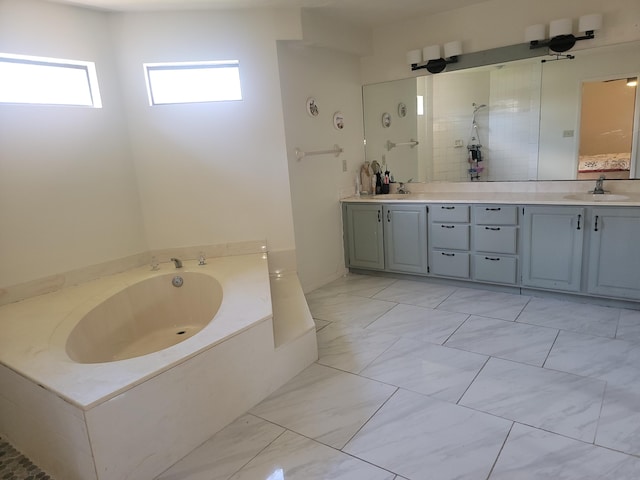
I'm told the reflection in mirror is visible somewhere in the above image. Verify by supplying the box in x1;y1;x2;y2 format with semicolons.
577;77;637;180
362;40;640;182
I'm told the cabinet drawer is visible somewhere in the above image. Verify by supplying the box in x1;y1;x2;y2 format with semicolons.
474;226;517;254
431;204;470;223
431;251;470;278
473;205;518;225
473;255;517;285
431;224;470;250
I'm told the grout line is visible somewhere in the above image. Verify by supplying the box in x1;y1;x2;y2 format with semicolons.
456;355;491;405
541;329;561;368
485;421;515;479
442;314;471;344
339;387;400;450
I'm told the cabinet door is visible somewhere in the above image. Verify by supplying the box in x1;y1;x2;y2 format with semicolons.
346;204;384;270
521;206;584;292
587;208;640;299
384;205;428;274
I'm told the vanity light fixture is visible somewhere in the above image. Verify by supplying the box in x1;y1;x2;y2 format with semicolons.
526;13;602;53
407;41;462;74
627;77;638;87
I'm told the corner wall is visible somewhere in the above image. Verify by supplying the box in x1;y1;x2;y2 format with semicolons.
277;42;365;292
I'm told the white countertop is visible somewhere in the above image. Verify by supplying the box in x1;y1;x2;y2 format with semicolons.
341;191;640;206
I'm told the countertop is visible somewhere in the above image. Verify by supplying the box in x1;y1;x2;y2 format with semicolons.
341;191;640;207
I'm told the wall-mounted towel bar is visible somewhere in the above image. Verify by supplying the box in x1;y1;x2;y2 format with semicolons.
386;139;419;151
295;144;343;161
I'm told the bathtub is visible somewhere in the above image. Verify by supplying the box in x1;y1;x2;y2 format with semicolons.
0;252;317;480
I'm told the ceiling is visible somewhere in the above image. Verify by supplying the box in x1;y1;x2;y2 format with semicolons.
47;0;490;28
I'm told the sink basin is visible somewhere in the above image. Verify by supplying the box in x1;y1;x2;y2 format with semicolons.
564;193;630;202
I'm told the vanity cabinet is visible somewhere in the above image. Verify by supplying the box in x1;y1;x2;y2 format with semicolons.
429;204;471;279
521;206;585;292
472;205;519;285
383;204;428;274
587;207;640;300
343;203;427;274
344;204;384;270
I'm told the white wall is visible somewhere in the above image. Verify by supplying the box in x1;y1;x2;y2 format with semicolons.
110;9;301;264
277;42;364;292
0;0;147;288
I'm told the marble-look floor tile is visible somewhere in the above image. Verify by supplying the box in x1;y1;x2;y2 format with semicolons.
306;274;396;300
460;357;605;442
490;423;640;480
366;303;468;344
313;318;330;332
517;297;619;338
316;322;399;374
372;280;456;308
228;430;395;480
306;293;396;328
359;338;487;402
445;316;558;366
344;389;511;480
156;414;284;480
437;288;530;321
596;383;640;456
616;309;640;343
545;330;640;385
249;363;396;449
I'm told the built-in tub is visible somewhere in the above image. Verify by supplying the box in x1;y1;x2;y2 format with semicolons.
66;272;223;363
0;252;317;480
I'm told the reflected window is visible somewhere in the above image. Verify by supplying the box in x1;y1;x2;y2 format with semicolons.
144;60;242;105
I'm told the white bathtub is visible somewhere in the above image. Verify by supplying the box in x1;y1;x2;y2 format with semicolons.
0;253;317;480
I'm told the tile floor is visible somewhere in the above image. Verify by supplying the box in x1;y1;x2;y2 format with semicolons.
155;273;640;480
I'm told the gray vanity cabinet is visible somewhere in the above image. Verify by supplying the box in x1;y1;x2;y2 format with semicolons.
344;204;385;270
587;207;640;300
521;206;585;292
472;205;519;285
429;204;471;278
383;204;428;274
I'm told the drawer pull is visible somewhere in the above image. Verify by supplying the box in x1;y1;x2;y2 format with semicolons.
577;214;581;230
377;210;381;222
485;256;501;261
485;227;501;231
387;210;391;222
485;207;501;211
594;215;599;232
441;206;455;210
441;252;455;257
441;225;455;229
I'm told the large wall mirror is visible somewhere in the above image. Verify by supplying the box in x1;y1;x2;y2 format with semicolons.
363;40;640;182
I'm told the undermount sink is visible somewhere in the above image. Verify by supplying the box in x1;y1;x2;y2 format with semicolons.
564;193;630;202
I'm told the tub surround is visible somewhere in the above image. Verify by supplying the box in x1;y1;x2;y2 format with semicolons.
0;252;317;480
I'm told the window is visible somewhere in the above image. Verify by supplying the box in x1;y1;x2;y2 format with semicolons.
0;53;102;107
144;60;242;105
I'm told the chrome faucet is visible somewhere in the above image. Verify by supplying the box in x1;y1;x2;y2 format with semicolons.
397;178;413;194
170;257;183;268
593;175;606;194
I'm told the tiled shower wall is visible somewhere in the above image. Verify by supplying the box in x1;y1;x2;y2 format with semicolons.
430;62;541;182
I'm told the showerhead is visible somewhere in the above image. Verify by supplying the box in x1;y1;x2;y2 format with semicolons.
473;103;487;113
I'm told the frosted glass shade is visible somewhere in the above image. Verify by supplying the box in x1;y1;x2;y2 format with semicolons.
444;40;462;58
579;13;603;32
549;18;572;37
406;49;422;65
525;24;546;42
422;45;441;61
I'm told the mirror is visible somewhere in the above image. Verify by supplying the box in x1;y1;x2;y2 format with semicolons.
362;41;640;182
